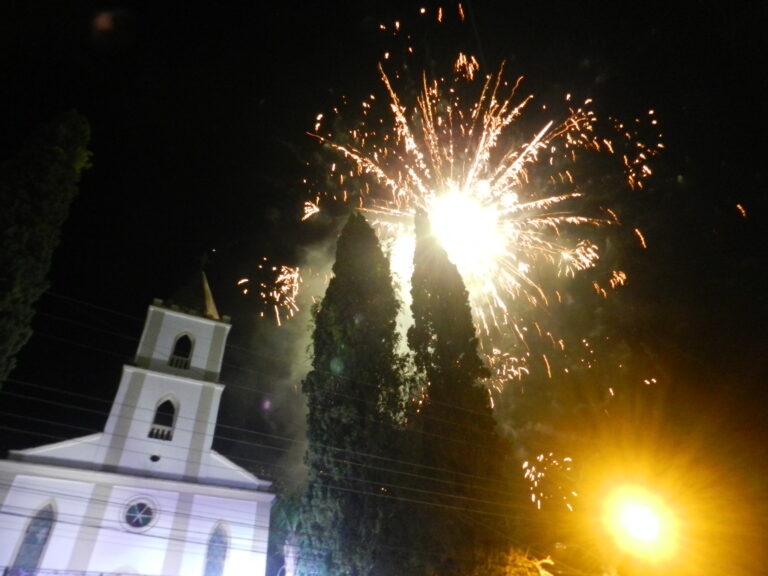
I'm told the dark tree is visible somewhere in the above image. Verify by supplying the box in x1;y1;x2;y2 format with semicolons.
0;110;91;386
299;212;408;576
407;213;518;576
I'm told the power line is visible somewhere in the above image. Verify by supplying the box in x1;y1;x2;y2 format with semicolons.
2;295;544;514
19;322;504;445
34;289;505;423
0;375;530;511
0;412;525;514
0;295;581;574
44;290;147;323
0;478;558;567
1;380;525;502
6;299;519;470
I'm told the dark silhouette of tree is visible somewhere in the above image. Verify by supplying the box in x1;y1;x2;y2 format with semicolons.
299;212;409;576
0;110;91;386
406;212;518;576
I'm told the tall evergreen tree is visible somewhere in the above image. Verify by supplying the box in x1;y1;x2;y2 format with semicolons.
0;110;91;386
407;212;516;576
299;212;407;576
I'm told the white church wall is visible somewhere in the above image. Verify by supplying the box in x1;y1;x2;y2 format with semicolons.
86;485;180;575
176;494;265;576
0;473;95;571
0;461;272;576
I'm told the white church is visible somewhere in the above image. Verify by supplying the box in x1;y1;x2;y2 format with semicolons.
0;274;274;576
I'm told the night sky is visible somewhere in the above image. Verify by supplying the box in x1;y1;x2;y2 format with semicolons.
1;0;767;568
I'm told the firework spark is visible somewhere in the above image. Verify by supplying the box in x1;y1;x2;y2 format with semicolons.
483;348;530;407
238;258;301;326
523;453;577;511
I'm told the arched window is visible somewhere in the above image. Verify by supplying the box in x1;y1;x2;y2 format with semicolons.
169;334;193;369
10;503;55;575
204;524;228;576
204;524;227;576
148;399;176;441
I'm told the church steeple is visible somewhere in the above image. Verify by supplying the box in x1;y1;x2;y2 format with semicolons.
134;272;231;383
8;277;268;490
1;274;273;576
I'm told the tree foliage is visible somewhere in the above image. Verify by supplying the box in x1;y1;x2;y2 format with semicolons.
0;110;91;386
299;212;408;576
270;490;302;576
406;212;518;576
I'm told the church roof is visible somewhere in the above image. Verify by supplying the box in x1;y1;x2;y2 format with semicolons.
165;270;223;321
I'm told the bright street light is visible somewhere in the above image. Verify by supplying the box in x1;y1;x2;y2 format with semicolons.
602;484;678;562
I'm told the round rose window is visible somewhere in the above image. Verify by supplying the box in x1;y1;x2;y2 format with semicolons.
125;500;155;529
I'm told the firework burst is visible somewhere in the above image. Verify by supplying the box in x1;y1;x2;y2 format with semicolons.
307;52;662;344
293;9;664;515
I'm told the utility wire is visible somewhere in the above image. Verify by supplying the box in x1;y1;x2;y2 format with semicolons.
35;289;508;422
2;380;527;501
3;295;550;512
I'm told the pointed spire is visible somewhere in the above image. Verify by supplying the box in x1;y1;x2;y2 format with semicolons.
166;270;223;321
201;270;221;320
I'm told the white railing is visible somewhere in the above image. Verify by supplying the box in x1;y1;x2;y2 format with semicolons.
168;354;190;369
148;424;173;441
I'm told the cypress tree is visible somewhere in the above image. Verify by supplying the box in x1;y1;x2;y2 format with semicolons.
0;110;91;386
299;212;407;576
407;212;516;576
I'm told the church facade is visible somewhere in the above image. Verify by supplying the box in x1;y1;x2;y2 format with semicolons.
0;277;274;576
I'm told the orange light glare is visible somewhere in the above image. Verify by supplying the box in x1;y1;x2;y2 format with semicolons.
603;484;678;562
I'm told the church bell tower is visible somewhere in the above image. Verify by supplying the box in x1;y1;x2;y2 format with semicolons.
96;271;237;482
